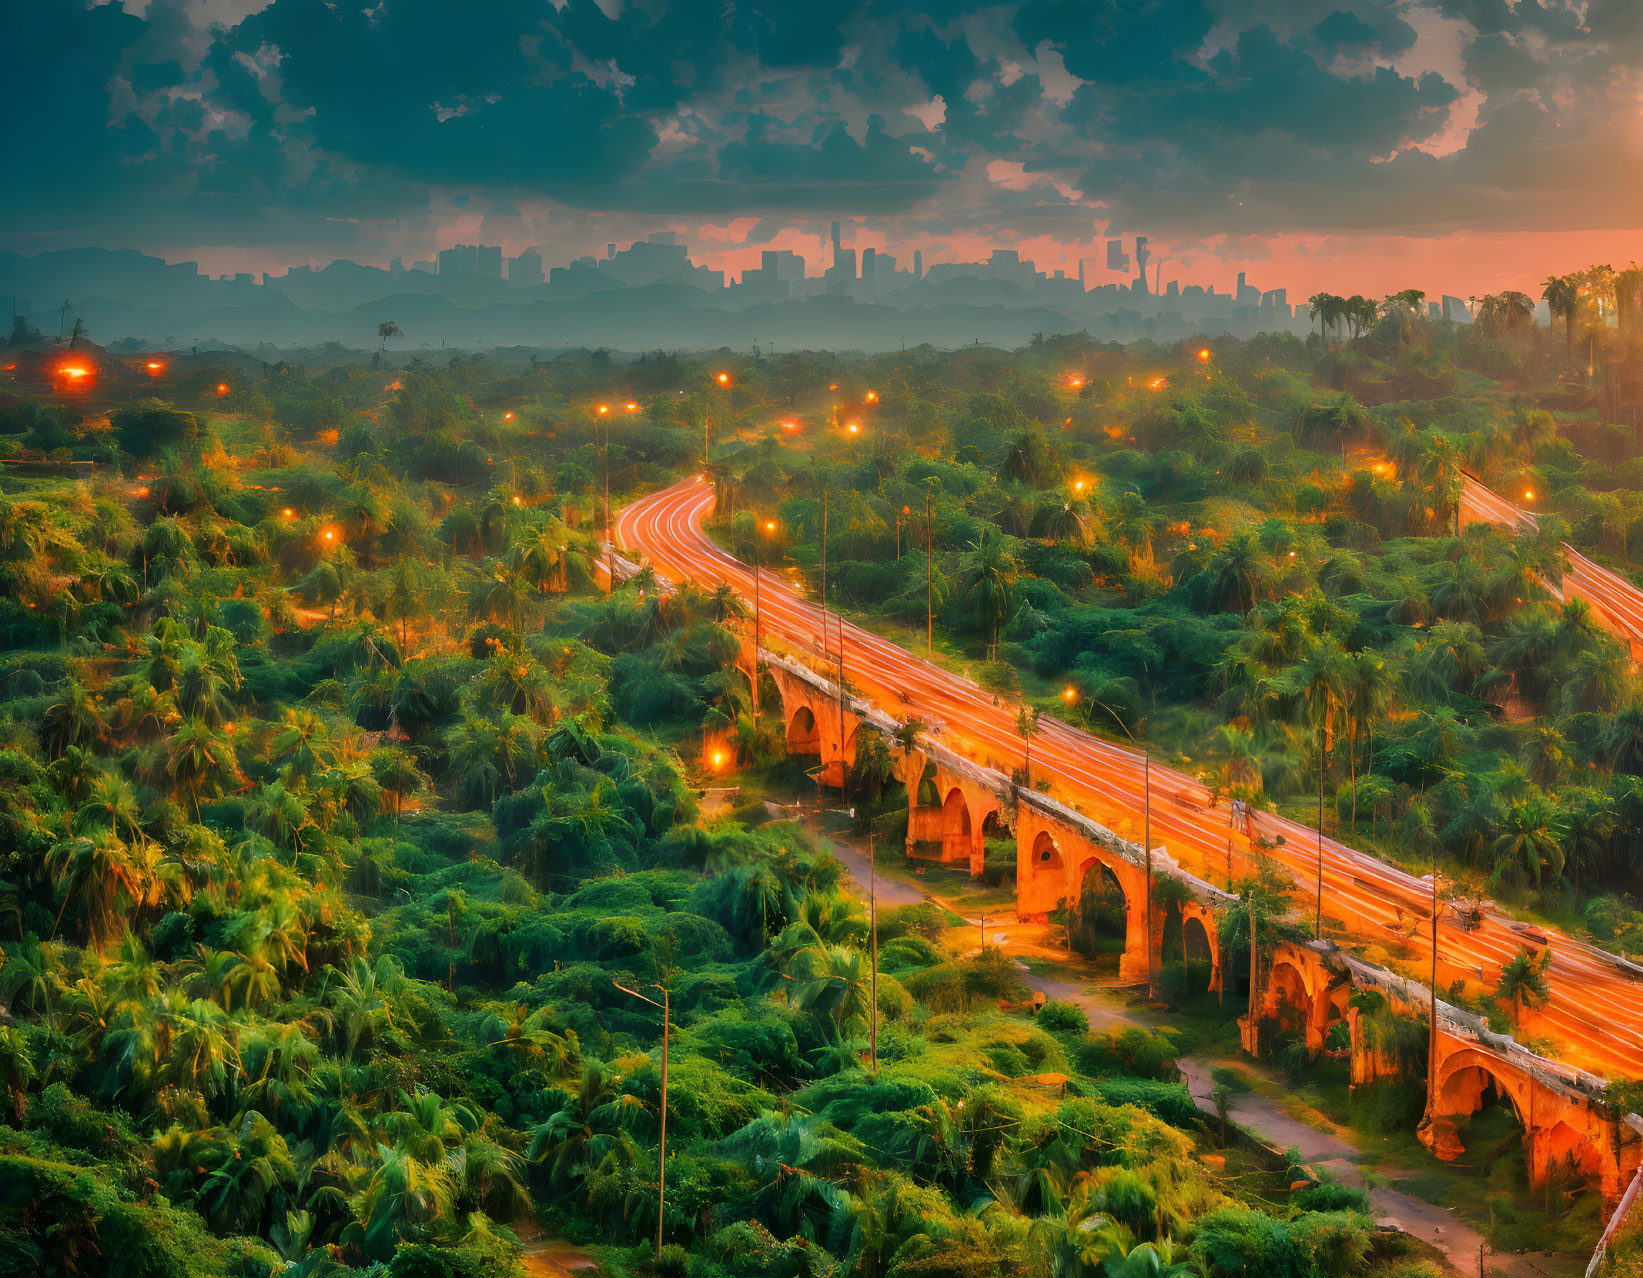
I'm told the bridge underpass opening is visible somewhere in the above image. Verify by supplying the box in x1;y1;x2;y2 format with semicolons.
1433;1062;1534;1179
941;789;972;864
1071;855;1128;968
1265;960;1311;1046
978;811;1012;887
1160;911;1216;1000
787;705;820;755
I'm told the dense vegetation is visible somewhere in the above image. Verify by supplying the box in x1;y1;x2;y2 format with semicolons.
1;281;1640;1275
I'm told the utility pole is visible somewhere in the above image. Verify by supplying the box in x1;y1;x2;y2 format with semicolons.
1317;723;1326;940
752;526;761;721
1248;887;1259;1056
1429;851;1439;1119
820;489;830;669
925;484;934;657
838;609;848;808
869;815;879;1075
612;979;670;1261
1145;753;1156;1000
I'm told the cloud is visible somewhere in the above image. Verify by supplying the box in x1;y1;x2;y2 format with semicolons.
3;0;1640;275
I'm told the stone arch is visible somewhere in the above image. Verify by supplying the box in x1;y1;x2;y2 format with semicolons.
1268;960;1311;1038
1435;1051;1529;1128
1541;1120;1604;1183
1070;855;1128;964
1033;830;1066;879
942;789;973;863
787;704;820;754
977;809;1010;884
1183;914;1213;967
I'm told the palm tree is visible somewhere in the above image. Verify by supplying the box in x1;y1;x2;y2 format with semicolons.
1494;948;1552;1026
377;320;402;351
1206;531;1264;616
164;716;237;819
40;681;106;758
1491;797;1565;891
959;534;1019;661
1542;275;1580;372
271;708;335;781
1346;650;1395;829
1419;433;1465;536
1017;702;1042;789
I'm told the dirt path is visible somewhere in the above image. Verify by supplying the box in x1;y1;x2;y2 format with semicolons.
822;830;1571;1278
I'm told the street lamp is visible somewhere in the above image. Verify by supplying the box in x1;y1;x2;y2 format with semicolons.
612;979;671;1261
705;373;731;465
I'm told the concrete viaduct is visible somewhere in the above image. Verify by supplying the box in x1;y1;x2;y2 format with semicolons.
605;546;1643;1213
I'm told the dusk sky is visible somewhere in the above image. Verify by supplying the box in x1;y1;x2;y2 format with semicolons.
11;0;1643;298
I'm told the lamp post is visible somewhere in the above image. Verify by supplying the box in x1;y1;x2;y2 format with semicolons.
611;979;670;1260
705;371;731;466
753;520;776;720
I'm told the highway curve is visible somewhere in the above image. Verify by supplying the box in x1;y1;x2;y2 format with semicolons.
620;476;1643;1081
1462;476;1643;643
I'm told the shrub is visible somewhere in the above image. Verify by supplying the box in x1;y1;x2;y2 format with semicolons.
1036;998;1089;1034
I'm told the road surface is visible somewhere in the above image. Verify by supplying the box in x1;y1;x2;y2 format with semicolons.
619;476;1643;1081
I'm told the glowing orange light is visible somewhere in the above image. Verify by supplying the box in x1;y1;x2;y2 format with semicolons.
1288;551;1296;558
283;507;295;518
1074;480;1085;492
216;382;229;395
224;722;235;735
504;412;514;422
1062;686;1078;704
512;496;522;506
60;365;89;379
626;401;638;411
829;383;839;391
716;372;730;385
902;505;911;515
1197;348;1212;362
1524;490;1535;501
865;390;878;402
847;423;859;434
712;751;726;768
598;404;609;415
1148;377;1167;391
146;361;165;374
781;419;798;431
134;486;150;498
1069;377;1084;389
323;531;335;542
